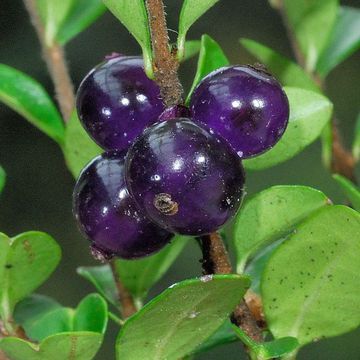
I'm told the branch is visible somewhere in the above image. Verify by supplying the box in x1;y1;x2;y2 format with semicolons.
198;233;264;343
110;261;137;319
276;0;356;182
23;0;75;122
145;0;183;106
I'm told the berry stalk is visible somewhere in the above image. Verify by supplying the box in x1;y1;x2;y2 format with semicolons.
23;0;75;122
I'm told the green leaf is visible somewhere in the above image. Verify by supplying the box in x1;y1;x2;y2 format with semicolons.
178;0;220;60
115;235;189;300
0;232;61;322
262;206;360;346
116;275;250;360
244;87;333;170
182;40;201;62
186;34;229;104
320;122;333;170
333;174;360;212
283;0;339;72
57;0;106;45
239;38;320;93
0;166;5;195
317;6;360;77
0;64;64;145
73;294;108;334
0;332;103;360
103;0;152;76
64;112;101;178
352;112;360;162
234;186;331;272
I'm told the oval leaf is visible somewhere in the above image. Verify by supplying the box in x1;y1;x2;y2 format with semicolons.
0;332;103;360
103;0;152;76
64;112;101;178
234;186;331;272
333;174;360;212
0;64;64;145
186;34;229;104
239;38;319;93
262;206;360;345
178;0;220;59
116;275;250;360
244;87;333;170
317;6;360;77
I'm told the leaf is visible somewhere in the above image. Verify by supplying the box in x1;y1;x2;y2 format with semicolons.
73;294;108;334
186;34;229;104
57;0;106;45
182;40;201;62
0;232;61;320
0;64;64;145
115;235;189;300
317;6;360;77
0;166;5;195
333;174;360;212
244;87;333;170
320;122;333;170
262;206;360;346
116;275;250;360
283;0;339;72
102;0;152;76
0;332;103;360
63;112;101;178
239;38;320;93
234;186;331;272
352;112;360;162
178;0;220;60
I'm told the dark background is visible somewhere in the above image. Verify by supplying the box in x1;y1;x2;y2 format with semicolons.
0;0;359;359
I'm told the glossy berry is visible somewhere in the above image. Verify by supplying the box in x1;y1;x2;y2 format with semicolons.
73;151;173;260
76;56;165;152
190;65;289;158
125;118;245;236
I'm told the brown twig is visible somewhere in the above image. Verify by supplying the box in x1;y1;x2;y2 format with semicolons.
145;0;183;106
198;233;264;343
110;261;137;319
276;0;356;182
23;0;75;122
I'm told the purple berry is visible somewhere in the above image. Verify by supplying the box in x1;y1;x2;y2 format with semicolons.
190;65;289;158
76;56;165;152
125;118;245;236
73;151;173;260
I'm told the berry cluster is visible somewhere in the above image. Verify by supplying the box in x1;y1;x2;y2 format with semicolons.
73;55;289;260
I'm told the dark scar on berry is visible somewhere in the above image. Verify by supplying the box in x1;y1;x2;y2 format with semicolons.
154;193;179;216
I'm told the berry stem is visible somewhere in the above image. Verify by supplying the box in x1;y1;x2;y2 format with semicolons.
145;0;183;106
23;0;75;122
275;0;356;182
110;261;137;319
197;233;264;344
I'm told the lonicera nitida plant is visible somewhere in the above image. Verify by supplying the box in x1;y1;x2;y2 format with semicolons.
0;0;359;359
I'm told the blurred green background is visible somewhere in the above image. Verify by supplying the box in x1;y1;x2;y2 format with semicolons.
0;0;359;359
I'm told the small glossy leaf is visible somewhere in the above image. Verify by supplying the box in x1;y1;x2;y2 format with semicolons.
0;332;103;360
352;112;360;162
0;166;5;195
320;122;333;170
178;0;220;59
115;235;189;300
77;265;118;306
64;112;101;178
0;232;61;319
116;275;250;360
317;6;360;77
244;87;333;170
262;206;360;345
182;40;201;62
0;64;64;145
73;294;108;334
333;174;360;212
239;38;319;93
186;34;229;104
283;0;338;71
103;0;152;76
57;0;106;45
234;186;330;272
